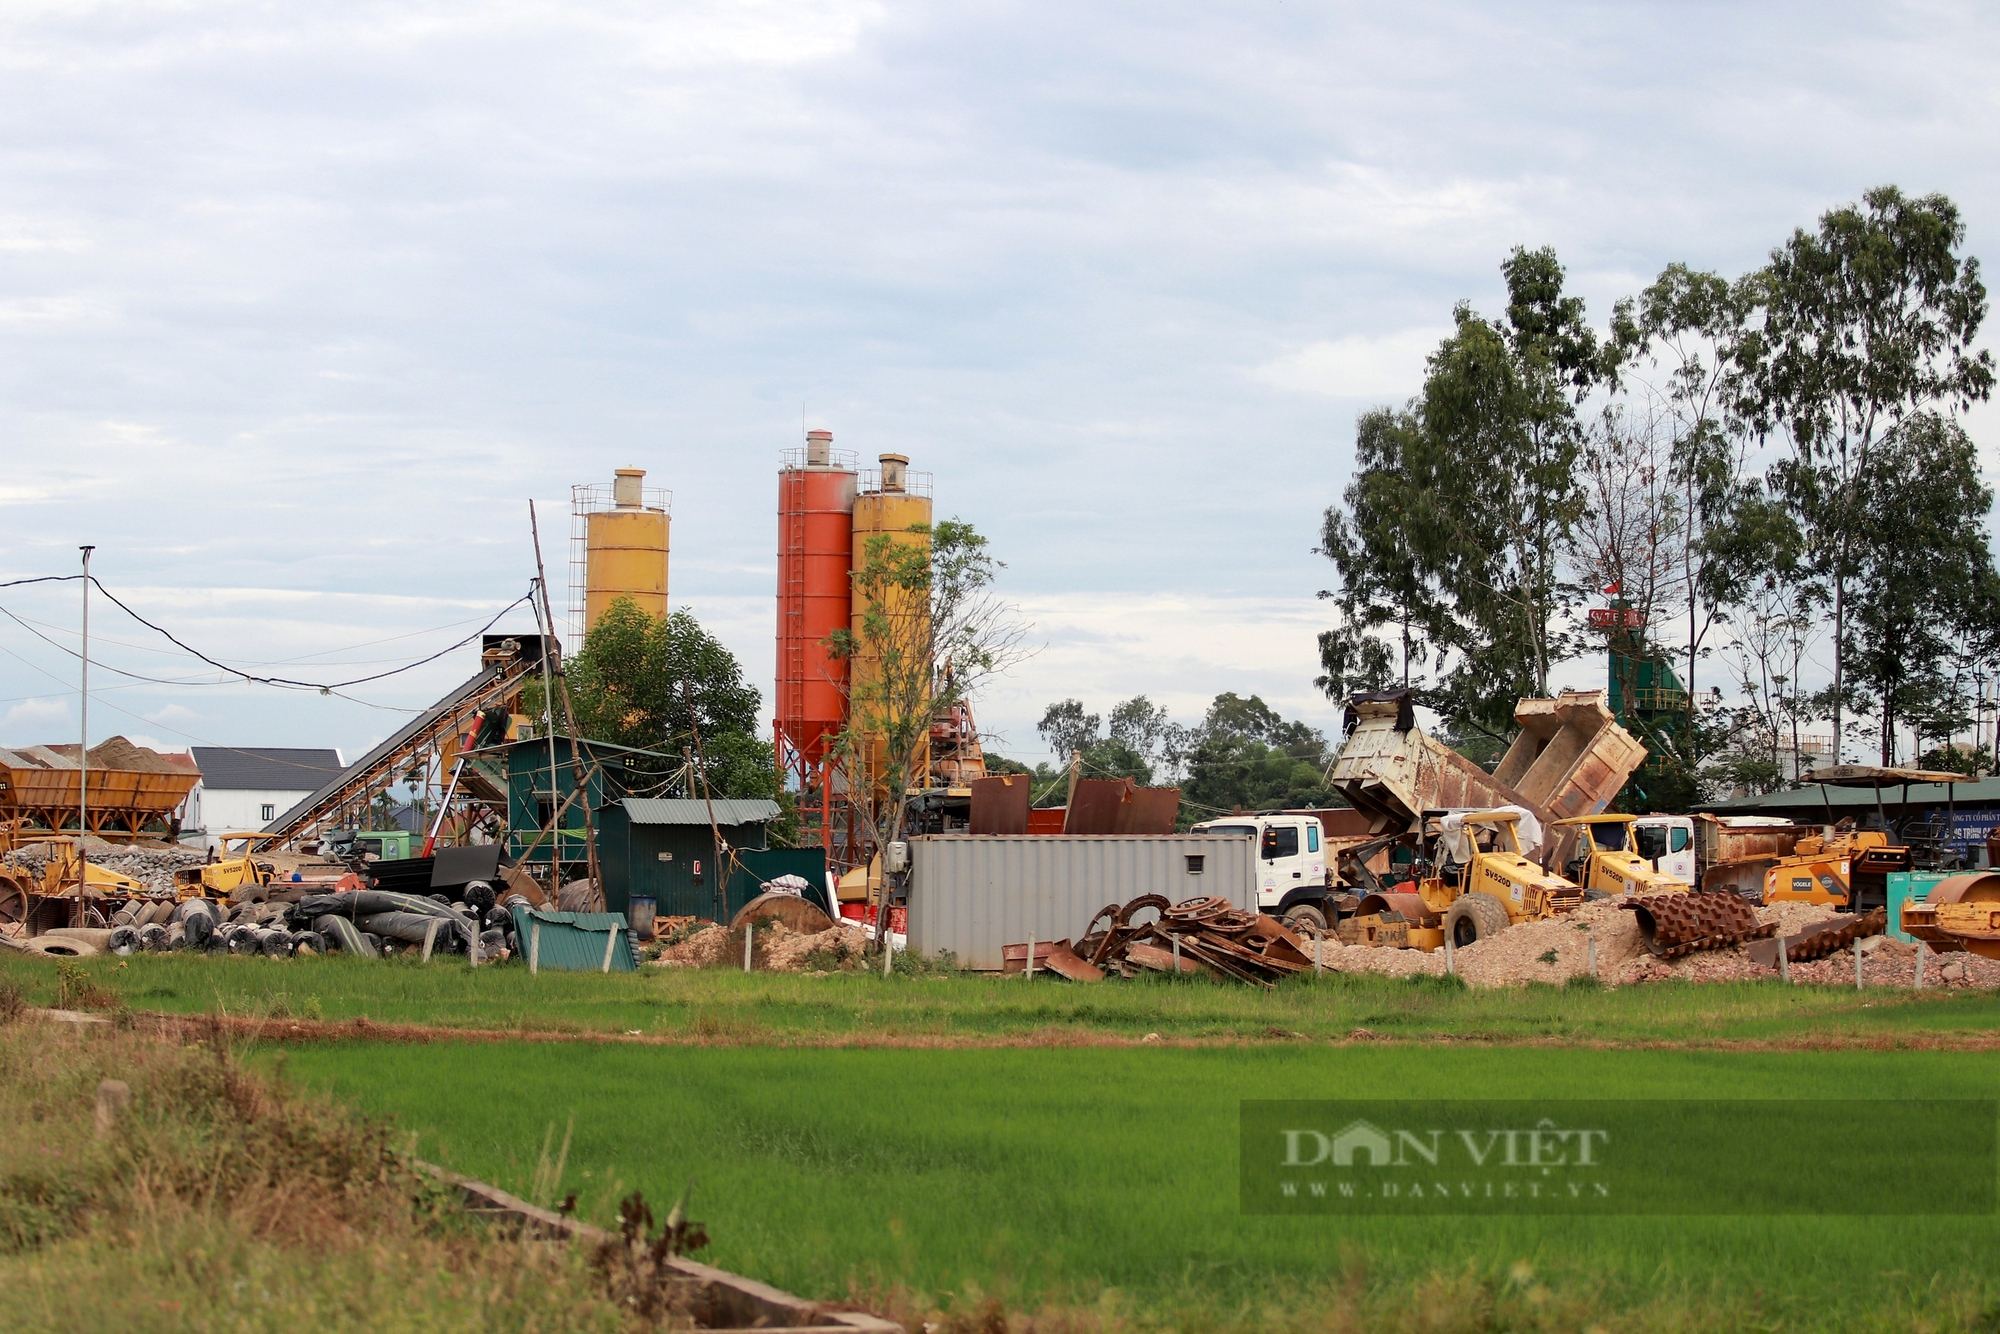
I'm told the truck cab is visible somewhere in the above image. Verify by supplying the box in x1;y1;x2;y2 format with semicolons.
1631;815;1696;885
1188;813;1330;928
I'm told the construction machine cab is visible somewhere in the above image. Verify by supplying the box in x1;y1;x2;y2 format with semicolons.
1551;814;1686;898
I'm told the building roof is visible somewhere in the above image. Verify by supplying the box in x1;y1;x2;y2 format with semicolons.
1699;776;2000;814
190;747;345;792
620;797;782;826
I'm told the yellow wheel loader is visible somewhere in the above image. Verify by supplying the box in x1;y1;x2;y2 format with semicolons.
1550;814;1688;898
173;832;278;899
1339;809;1584;951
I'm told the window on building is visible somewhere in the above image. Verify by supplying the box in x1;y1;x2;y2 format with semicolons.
260;803;275;822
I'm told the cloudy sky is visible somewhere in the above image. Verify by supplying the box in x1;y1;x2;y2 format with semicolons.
2;0;1997;768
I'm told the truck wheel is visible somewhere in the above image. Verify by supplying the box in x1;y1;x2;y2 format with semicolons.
1282;904;1328;935
1444;892;1509;949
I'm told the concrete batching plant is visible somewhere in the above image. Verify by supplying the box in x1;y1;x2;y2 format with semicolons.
778;433;970;868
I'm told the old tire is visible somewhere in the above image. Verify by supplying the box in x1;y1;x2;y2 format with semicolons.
1444;892;1510;949
1282;904;1328;935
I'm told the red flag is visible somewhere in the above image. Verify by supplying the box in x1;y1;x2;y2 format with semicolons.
1603;580;1622;596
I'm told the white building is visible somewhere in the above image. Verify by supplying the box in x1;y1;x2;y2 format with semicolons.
186;747;345;849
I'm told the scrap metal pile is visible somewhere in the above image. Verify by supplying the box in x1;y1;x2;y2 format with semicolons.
1621;890;1777;959
1006;894;1320;988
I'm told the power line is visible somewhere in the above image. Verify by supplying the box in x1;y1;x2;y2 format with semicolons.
82;576;535;692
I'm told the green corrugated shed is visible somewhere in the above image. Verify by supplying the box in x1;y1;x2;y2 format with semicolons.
597;798;782;920
508;905;638;973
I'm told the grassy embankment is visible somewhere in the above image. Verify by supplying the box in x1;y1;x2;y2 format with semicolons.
5;949;2000;1046
275;1037;2000;1332
0;1004;632;1334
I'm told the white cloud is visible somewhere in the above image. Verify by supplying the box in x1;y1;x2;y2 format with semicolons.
1252;329;1447;401
143;703;201;724
1;697;70;740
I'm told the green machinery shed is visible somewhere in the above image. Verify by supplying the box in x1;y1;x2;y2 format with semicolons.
597;797;790;920
468;735;672;873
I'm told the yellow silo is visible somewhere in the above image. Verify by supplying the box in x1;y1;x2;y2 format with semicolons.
849;453;933;794
585;468;670;631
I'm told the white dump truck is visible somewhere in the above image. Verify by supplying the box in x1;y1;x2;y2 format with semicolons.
1187;812;1334;929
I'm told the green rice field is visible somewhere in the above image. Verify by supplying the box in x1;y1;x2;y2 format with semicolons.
272;1039;2000;1330
7;949;2000;1046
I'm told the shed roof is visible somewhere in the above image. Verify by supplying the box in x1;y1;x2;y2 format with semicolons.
621;797;781;826
190;747;345;791
1699;776;2000;813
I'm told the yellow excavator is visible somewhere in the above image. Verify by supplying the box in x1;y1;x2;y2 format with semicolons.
173;832;278;899
1551;814;1688;897
1341;809;1584;950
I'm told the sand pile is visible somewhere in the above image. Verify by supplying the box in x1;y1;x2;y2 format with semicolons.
654;919;872;972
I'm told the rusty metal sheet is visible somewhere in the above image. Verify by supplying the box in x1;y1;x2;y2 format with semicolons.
967;775;1031;835
1061;778;1179;835
1040;939;1106;981
1001;937;1072;975
1125;941;1206;974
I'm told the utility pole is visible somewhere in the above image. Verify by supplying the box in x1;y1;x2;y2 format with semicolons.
78;546;94;851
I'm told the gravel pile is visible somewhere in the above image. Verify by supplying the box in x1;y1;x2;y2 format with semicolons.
3;839;207;894
1454;900;1645;986
1313;940;1449;978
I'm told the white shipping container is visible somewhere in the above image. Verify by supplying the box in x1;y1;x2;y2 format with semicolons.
905;834;1258;971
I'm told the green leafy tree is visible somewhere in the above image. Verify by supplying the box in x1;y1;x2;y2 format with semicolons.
1177;693;1335;818
1034;695;1177;787
1318;246;1606;733
1745;187;1996;765
827;519;1026;890
547;599;780;805
1844;413;2000;763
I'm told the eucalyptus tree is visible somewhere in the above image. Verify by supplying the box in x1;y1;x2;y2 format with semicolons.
1743;187;1995;764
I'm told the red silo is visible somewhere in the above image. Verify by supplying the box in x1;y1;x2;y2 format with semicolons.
776;430;858;762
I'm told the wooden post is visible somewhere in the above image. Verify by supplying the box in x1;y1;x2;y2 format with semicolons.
1172;935;1181;974
529;920;541;976
744;924;753;974
603;924;620;973
1445;937;1455;975
420;917;440;963
1779;944;1790;984
1587;937;1597;978
1854;939;1864;991
1313;932;1322;975
1026;934;1036;980
1913;941;1926;990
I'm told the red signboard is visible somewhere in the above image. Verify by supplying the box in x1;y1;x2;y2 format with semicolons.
1588;607;1647;629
